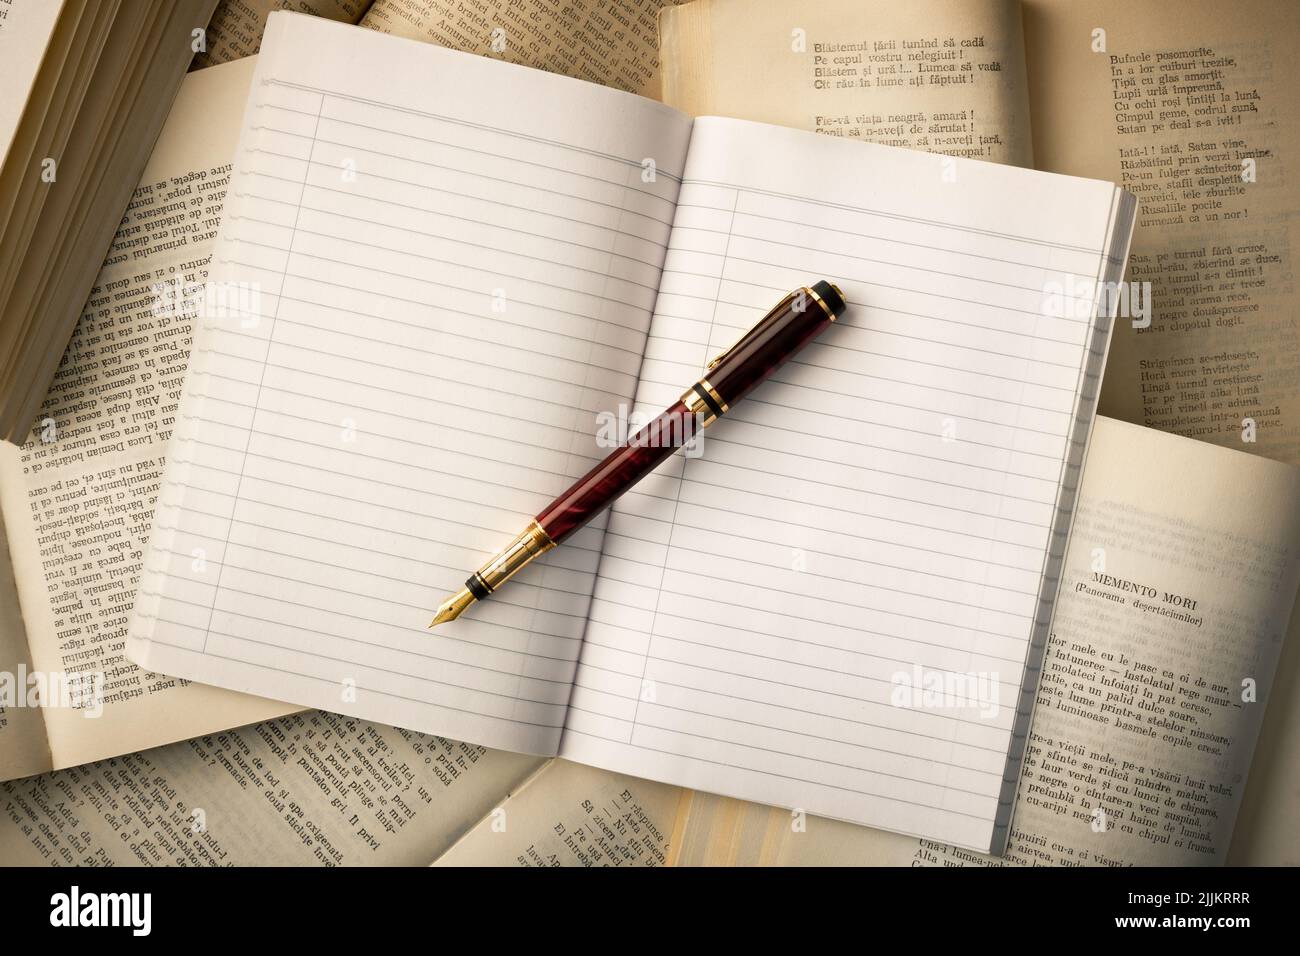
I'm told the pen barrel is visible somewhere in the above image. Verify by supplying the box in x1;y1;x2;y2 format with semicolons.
532;284;844;546
705;284;842;409
535;400;699;542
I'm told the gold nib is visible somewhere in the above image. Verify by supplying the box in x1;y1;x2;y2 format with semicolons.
428;521;557;628
429;587;475;627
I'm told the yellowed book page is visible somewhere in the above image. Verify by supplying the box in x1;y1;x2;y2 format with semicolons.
0;58;295;779
434;758;680;866
1025;0;1300;869
0;504;53;781
670;418;1300;866
659;0;1032;166
192;0;370;68
0;0;65;168
360;0;688;96
1024;0;1300;464
0;710;542;865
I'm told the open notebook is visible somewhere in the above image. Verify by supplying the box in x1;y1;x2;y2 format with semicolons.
126;13;1136;853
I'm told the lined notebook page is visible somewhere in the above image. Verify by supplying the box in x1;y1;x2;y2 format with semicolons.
127;15;692;755
560;117;1131;850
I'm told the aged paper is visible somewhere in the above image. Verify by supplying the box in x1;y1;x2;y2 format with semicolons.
435;758;680;866
0;710;542;865
659;0;1033;165
361;0;687;96
1025;0;1300;464
1227;614;1300;864
0;505;52;782
192;0;369;68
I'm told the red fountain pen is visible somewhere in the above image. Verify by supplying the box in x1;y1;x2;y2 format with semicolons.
429;280;847;626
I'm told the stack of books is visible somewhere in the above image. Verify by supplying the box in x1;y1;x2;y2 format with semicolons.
0;0;1297;869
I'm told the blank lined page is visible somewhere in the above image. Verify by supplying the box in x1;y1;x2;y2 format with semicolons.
560;117;1129;849
127;15;692;755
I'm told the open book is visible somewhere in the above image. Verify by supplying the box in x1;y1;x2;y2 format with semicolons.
660;0;1300;462
123;13;1134;853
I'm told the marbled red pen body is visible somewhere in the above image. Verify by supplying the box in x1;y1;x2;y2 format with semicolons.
537;400;698;542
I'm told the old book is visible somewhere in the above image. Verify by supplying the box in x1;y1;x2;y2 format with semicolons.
124;13;1134;853
192;0;370;68
1022;0;1300;866
0;0;219;443
359;0;689;96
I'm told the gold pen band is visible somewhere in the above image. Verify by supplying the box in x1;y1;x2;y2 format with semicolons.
681;377;728;427
467;519;556;597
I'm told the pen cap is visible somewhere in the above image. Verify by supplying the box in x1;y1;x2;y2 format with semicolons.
811;280;846;316
704;281;845;407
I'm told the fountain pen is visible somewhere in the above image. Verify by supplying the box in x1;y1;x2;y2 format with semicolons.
429;280;847;626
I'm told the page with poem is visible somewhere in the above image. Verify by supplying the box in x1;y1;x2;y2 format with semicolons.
1023;0;1300;868
127;14;693;756
668;418;1300;866
659;0;1033;166
1024;0;1300;464
560;116;1132;851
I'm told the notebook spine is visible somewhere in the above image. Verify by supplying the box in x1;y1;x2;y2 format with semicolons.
988;188;1139;854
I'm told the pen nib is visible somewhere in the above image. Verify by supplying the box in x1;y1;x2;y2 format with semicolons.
429;587;475;628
